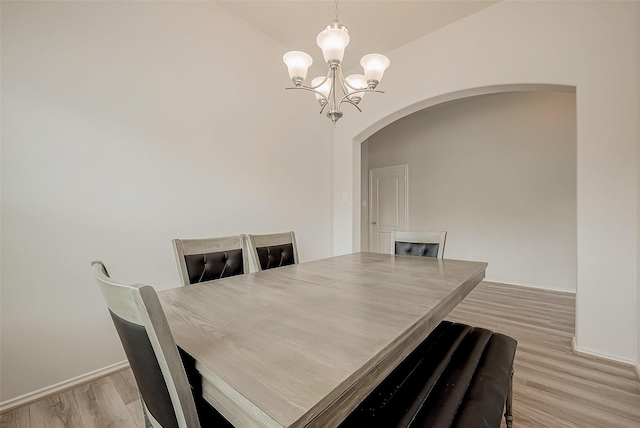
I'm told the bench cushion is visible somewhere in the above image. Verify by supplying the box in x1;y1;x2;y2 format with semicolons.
339;321;517;428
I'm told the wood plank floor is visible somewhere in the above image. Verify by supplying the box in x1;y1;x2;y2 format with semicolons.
2;281;639;427
447;282;640;428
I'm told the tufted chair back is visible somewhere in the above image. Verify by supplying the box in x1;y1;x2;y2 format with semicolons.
172;235;249;286
391;231;447;259
247;231;299;272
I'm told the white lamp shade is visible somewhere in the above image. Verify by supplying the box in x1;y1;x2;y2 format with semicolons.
311;76;332;101
345;74;367;100
283;51;313;81
360;54;390;83
316;26;350;63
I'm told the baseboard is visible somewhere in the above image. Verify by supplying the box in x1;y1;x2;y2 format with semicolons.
571;337;638;367
634;363;640;383
0;360;129;414
482;279;576;295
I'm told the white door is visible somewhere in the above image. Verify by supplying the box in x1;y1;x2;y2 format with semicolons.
369;165;408;253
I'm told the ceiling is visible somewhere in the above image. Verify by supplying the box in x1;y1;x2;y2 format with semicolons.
218;1;499;77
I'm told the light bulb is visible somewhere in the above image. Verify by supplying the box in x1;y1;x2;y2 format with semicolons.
345;74;367;103
311;77;332;105
360;54;390;88
316;22;350;63
283;51;313;85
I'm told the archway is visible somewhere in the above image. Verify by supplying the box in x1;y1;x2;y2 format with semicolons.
358;87;576;292
350;84;575;252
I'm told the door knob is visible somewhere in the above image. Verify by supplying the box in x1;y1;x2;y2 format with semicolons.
371;221;377;225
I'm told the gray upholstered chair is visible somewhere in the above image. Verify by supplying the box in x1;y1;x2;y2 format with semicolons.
391;231;447;259
172;235;249;286
247;231;299;272
91;261;231;428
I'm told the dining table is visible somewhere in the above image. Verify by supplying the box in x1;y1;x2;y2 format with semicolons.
158;252;487;428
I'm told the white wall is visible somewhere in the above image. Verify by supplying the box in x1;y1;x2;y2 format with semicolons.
360;138;369;252
0;2;333;402
637;0;640;374
333;1;638;363
364;91;577;291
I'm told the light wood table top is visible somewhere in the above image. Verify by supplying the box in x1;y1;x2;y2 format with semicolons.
159;252;487;428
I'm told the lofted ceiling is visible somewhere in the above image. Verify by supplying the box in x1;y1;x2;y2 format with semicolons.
218;1;499;77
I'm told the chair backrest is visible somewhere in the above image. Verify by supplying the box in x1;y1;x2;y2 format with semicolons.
172;235;249;286
91;261;200;428
247;231;299;272
391;231;447;258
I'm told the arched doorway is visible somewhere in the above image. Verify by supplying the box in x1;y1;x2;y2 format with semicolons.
360;89;577;292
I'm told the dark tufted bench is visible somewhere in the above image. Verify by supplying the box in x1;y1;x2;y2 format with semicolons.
340;321;517;428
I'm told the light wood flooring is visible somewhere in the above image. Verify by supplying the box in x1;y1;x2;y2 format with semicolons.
447;282;640;428
1;281;639;428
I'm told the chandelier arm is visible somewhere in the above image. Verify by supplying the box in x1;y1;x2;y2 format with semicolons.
340;98;363;112
338;66;375;109
338;88;385;106
285;85;330;106
360;88;385;95
342;68;364;92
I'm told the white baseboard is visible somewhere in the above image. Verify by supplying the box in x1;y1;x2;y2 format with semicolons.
0;360;129;414
634;363;640;383
571;337;638;367
482;279;576;295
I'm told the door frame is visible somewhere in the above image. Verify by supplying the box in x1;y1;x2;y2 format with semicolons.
368;164;409;252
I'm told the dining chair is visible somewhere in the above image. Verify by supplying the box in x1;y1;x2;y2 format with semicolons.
91;261;231;428
172;235;249;286
247;231;299;272
391;230;447;258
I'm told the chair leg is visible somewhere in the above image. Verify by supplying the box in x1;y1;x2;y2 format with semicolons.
143;411;152;428
505;368;514;428
138;394;153;428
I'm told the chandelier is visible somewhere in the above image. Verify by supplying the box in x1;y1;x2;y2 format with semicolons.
282;1;390;124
